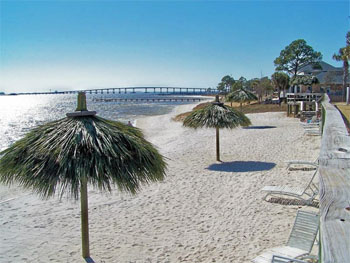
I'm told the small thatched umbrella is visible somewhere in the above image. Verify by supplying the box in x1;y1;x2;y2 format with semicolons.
0;92;166;260
226;87;258;111
183;95;251;162
290;75;319;93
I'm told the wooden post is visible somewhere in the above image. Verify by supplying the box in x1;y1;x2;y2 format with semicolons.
216;127;220;162
81;178;90;259
76;92;87;111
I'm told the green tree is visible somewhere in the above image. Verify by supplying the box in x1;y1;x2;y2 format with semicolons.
252;77;273;103
271;72;290;105
274;39;322;77
249;78;261;102
231;78;243;91
217;75;235;93
333;31;350;102
246;78;259;91
231;76;248;92
261;77;273;96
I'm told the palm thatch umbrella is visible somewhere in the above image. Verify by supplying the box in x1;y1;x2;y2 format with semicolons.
290;75;319;92
226;87;258;111
183;95;251;162
0;92;166;260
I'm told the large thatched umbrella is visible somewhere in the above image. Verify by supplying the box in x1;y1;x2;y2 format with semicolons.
0;92;166;260
226;87;257;111
183;95;251;162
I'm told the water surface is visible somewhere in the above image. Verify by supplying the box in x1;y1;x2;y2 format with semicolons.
0;93;203;150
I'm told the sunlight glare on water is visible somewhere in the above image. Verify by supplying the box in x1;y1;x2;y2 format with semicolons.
0;93;201;151
0;95;76;151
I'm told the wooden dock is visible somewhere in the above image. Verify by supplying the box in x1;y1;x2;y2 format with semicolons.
92;97;202;103
286;93;323;117
319;94;350;262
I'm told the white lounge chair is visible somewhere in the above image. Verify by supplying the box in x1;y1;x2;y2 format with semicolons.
252;210;319;263
261;168;318;204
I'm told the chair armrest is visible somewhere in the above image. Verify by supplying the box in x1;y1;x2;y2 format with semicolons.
272;255;309;263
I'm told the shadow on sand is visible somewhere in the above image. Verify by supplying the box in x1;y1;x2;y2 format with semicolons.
242;126;277;130
206;161;276;172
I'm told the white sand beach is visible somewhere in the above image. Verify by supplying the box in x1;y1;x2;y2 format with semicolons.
0;103;320;263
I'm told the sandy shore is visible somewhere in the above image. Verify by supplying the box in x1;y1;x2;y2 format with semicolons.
0;103;320;263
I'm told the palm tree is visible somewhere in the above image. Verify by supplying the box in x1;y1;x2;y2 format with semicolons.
183;95;251;162
217;75;235;94
271;72;290;106
0;92;166;260
225;86;257;111
333;31;350;102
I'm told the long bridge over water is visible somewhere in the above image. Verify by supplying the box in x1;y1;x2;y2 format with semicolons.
16;87;218;95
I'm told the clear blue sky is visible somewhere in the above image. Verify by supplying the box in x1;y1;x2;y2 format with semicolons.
0;0;349;93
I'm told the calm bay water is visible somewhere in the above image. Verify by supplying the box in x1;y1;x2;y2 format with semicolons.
0;93;203;151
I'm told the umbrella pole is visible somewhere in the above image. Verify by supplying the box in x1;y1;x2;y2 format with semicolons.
81;178;90;258
216;127;220;161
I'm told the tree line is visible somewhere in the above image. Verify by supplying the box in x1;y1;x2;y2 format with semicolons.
216;30;350;103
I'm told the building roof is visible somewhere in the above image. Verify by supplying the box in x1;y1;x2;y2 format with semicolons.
298;61;348;85
314;71;343;85
298;61;341;74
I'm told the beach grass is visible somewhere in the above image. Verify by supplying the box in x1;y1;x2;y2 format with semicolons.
334;103;350;130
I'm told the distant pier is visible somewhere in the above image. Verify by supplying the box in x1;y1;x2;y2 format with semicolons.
93;97;203;103
16;87;217;96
